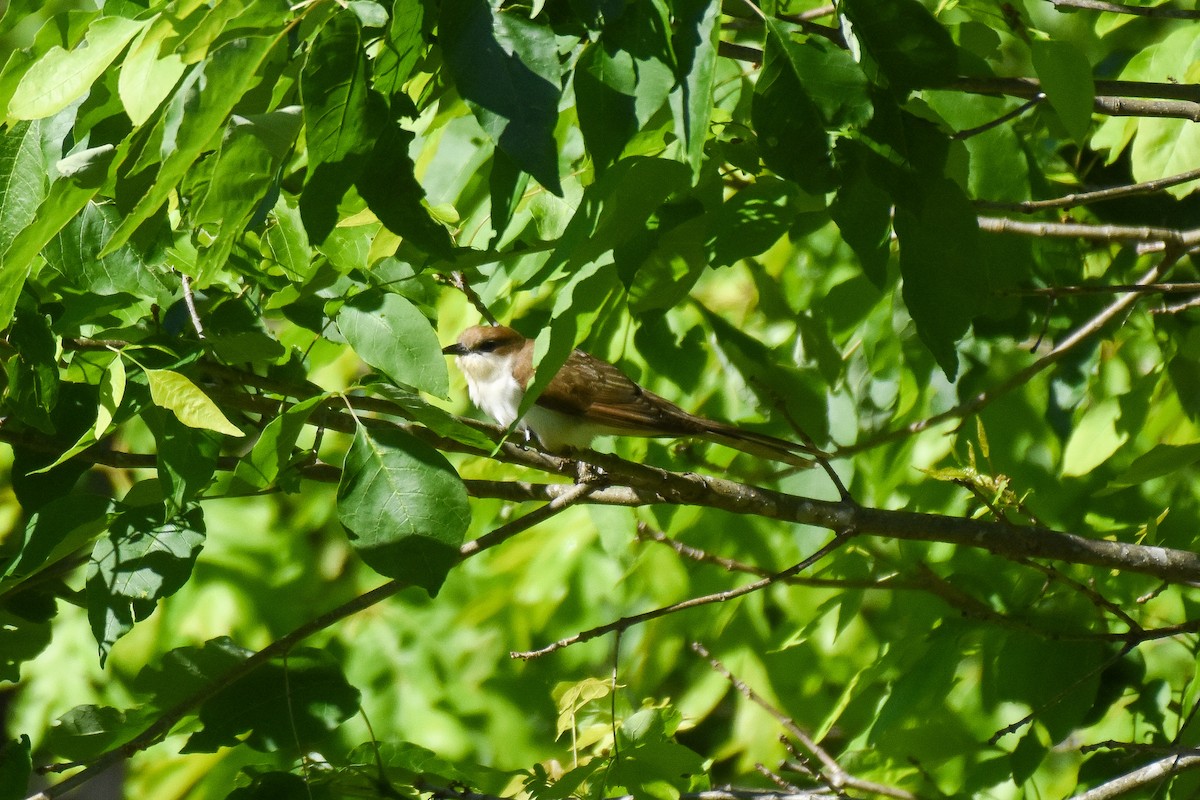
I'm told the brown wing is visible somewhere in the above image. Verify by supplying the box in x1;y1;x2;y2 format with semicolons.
537;350;706;435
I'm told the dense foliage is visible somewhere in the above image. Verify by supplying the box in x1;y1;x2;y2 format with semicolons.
3;0;1200;797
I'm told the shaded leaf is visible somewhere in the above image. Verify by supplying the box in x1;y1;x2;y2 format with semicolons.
441;0;562;194
356;123;455;258
101;34;281;257
840;0;957;90
337;424;469;593
1031;39;1095;143
752;34;836;193
0;735;31;800
183;648;360;753
894;177;985;380
235;394;327;491
44;705;143;762
85;505;206;663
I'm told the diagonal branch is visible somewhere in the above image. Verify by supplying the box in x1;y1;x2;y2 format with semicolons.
28;481;597;800
847;252;1179;456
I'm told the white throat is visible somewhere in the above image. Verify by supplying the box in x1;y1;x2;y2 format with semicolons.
456;351;525;429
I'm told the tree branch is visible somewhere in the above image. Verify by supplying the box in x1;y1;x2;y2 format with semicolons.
28;480;597;799
977;216;1200;247
976;167;1200;213
849;253;1179;455
692;642;916;800
511;532;853;659
1044;0;1200;18
1068;753;1200;800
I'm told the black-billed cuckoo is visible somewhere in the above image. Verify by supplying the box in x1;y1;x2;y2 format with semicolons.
443;325;816;467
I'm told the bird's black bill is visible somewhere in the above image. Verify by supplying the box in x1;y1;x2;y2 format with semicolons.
442;343;468;356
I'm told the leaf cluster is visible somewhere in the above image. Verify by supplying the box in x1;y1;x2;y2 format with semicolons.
1;0;1200;799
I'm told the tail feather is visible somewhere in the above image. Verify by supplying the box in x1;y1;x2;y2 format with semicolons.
700;423;821;469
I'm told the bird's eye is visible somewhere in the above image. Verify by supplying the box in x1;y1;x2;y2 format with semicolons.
476;340;502;353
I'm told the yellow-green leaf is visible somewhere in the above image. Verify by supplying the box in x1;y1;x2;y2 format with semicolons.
145;369;244;437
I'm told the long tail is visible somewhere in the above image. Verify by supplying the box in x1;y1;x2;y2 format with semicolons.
699;422;822;469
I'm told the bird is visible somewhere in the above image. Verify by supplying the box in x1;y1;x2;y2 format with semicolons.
442;324;817;467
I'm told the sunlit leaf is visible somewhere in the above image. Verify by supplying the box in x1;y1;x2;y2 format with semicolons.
145;369;245;437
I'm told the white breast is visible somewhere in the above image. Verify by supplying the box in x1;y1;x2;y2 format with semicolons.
458;352;524;428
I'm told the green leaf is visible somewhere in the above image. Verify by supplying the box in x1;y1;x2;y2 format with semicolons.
990;632;1104;741
0;172;106;331
85;505;206;663
525;156;693;288
894;177;985;380
145;368;245;437
44;705;143;762
302;12;374;169
44;201;173;303
132;636;253;710
441;0;562;194
0;611;52;684
712;176;801;268
337;424;469;593
1031;40;1095;143
183;648;360;753
260;194;313;281
698;304;830;445
236;394;327;491
4;493;114;581
830;152;892;286
667;0;719;177
368;384;498;451
0;735;31;800
8;15;146;120
356;123;455;257
752;34;836;193
101;34;281;257
192;107;303;283
3;308;59;434
625;203;709;314
348;740;514;792
1062;398;1127;477
0;121;49;256
764;25;872;130
840;0;958;90
227;772;333;800
373;0;427;98
1113;442;1200;487
299;11;380;243
337;289;448;397
151;410;220;515
573;3;674;174
117;15;188;126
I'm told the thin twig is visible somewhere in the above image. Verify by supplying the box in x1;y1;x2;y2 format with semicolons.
1045;0;1200;18
181;274;205;340
1006;282;1200;297
692;642;915;800
846;252;1180;457
989;644;1135;745
976;166;1200;213
1068;753;1200;800
952;95;1045;140
977;216;1200;247
28;489;591;798
439;270;498;325
511;532;853;659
